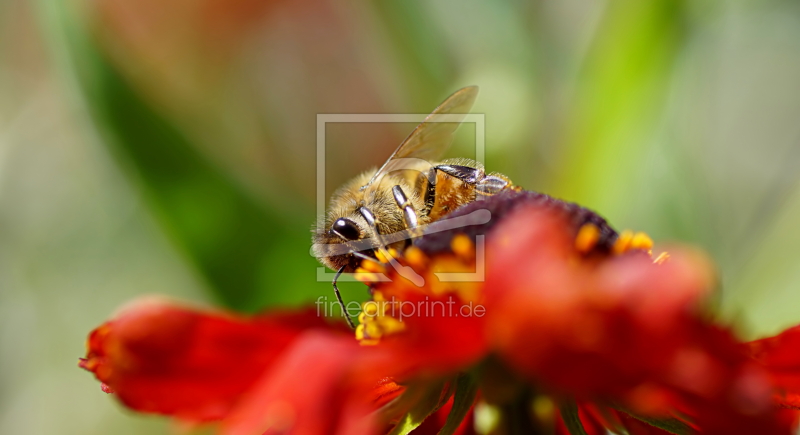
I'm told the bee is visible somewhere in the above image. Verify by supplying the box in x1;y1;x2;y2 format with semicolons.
312;86;514;327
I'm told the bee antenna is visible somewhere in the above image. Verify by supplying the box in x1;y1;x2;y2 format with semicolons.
333;266;356;329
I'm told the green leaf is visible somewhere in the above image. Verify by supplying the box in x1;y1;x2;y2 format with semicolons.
437;373;478;435
41;0;330;313
558;399;588;435
552;0;689;222
372;2;454;105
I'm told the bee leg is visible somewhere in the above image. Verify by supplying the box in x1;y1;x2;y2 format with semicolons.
333;265;355;329
391;185;418;229
359;206;425;287
434;164;510;196
359;206;389;248
359;205;395;260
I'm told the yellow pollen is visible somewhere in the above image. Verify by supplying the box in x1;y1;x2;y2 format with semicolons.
375;250;390;264
653;252;670;264
360;339;380;346
451;234;474;259
360;261;385;273
531;396;555;424
365;322;382;338
355;294;407;345
404;246;426;268
612;230;634;255
362;301;379;317
631;232;654;251
355;271;378;284
380;316;405;334
575;223;601;254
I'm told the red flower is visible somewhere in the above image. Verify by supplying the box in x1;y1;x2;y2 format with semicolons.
481;204;786;434
80;191;800;434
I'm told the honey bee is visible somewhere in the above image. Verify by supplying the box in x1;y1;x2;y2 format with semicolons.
312;86;514;327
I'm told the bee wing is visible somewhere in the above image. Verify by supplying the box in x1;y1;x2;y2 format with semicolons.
362;86;479;188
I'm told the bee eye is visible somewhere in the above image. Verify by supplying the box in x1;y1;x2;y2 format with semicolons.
331;218;361;241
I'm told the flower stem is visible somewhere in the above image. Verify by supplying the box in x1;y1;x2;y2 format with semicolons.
558;399;588;435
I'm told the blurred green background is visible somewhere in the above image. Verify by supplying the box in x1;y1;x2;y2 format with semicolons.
2;0;800;433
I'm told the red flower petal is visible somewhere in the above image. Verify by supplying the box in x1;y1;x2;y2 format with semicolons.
371;377;406;410
363;290;489;381
79;298;345;423
221;333;378;435
483;205;792;434
484;206;715;398
747;325;800;409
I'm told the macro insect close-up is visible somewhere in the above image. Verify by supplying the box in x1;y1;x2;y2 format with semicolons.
4;2;800;435
313;86;627;330
312;87;520;325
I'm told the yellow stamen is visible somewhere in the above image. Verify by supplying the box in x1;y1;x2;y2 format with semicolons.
365;322;382;338
531;396;555;424
404;246;426;268
380;301;395;316
362;301;379;317
475;402;501;434
451;234;474;259
360;261;385;273
653;252;670;264
575;223;601;254
379;316;406;335
355;272;378;283
359;339;380;346
355;293;407;345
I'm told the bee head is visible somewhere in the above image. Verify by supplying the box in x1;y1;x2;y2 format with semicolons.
311;213;373;272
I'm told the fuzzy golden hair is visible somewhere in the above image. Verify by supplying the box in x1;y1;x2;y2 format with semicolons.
312;167;430;272
311;157;513;272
